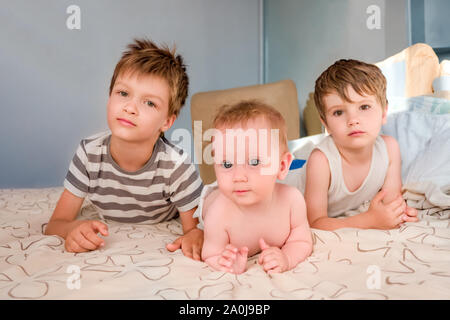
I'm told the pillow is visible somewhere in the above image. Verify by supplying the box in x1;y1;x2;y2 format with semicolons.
388;95;450;115
382;111;450;186
431;60;450;100
280;134;327;192
303;93;323;136
433;75;450;92
377;59;406;99
376;43;440;100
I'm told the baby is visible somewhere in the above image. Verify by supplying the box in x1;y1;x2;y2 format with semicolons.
197;100;313;274
305;59;418;230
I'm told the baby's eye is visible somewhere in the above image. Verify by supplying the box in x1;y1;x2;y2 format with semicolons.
118;90;128;97
248;158;260;166
332;110;343;116
360;104;370;110
222;160;233;169
145;100;155;107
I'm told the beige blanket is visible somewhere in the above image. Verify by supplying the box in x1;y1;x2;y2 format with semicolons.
0;186;449;300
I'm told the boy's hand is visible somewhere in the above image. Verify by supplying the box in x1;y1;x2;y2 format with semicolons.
258;238;289;274
217;244;248;274
402;205;419;223
166;228;203;261
65;220;109;253
367;190;407;229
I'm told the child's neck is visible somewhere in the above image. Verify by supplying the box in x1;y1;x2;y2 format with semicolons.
336;143;373;165
234;192;275;217
109;135;158;172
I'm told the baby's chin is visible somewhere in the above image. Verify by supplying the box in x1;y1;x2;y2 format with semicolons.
231;192;273;206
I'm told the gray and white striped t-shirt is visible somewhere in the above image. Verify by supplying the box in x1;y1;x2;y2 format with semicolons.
64;131;203;224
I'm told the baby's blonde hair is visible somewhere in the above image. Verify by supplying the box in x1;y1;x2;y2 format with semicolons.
213;100;288;153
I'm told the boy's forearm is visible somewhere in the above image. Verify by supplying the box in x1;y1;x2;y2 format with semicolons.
45;189;85;238
45;219;80;239
182;219;200;234
179;207;200;234
311;211;373;231
380;188;402;205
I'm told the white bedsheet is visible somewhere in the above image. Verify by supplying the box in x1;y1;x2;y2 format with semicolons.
381;111;450;188
0;187;449;300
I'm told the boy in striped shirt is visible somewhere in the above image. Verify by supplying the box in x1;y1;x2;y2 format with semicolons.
45;39;204;260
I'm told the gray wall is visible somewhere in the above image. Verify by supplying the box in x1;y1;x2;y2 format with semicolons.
426;0;450;61
264;0;409;136
424;0;450;49
0;0;262;188
411;0;450;61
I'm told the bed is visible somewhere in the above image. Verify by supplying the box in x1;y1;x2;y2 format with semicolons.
1;44;449;300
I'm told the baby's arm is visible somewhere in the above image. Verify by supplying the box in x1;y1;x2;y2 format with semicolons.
45;189;108;252
201;208;248;274
282;189;313;269
258;189;312;273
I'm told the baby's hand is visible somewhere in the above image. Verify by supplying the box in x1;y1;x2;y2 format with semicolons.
258;238;289;274
218;244;248;274
65;220;109;253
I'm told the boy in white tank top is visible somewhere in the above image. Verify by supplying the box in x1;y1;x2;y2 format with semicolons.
305;59;418;230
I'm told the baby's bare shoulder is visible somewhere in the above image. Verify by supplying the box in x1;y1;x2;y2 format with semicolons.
275;183;305;202
203;191;235;224
203;188;220;211
275;183;307;220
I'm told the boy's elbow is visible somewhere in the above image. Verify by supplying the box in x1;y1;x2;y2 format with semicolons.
43;224;58;236
43;222;53;235
308;216;321;229
309;216;335;231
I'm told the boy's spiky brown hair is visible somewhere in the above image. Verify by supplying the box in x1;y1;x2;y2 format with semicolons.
109;38;189;117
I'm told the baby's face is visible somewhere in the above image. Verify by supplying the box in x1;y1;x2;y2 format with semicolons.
321;85;387;150
213;117;287;207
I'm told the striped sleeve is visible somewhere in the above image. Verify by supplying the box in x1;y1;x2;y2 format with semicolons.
169;161;203;213
64;141;90;198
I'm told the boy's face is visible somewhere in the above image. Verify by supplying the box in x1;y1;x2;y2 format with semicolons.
213;117;292;207
107;72;175;145
321;85;387;150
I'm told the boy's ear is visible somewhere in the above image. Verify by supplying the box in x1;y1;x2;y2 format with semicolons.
161;114;177;132
277;151;294;180
382;103;388;125
319;116;329;133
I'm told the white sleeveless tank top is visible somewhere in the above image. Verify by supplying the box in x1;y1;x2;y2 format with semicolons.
315;135;389;218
